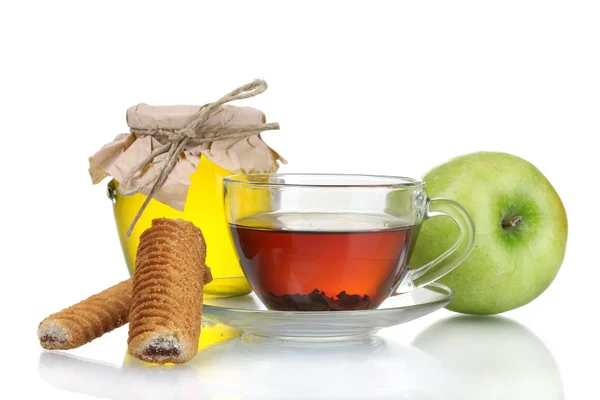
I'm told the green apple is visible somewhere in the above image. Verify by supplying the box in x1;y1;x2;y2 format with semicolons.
409;152;568;314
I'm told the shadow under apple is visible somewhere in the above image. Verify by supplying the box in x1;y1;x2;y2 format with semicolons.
412;315;564;400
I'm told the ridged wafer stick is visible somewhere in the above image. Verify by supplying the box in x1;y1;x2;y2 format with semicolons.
127;218;208;364
38;263;211;351
38;279;133;350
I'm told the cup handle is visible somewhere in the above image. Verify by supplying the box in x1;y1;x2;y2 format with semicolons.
399;198;476;291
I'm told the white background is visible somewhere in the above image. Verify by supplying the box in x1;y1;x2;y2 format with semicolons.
2;1;599;399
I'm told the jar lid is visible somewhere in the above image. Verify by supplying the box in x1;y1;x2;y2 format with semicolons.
89;103;284;211
126;103;267;131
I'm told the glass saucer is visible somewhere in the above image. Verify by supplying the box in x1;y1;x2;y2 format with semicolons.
203;281;453;341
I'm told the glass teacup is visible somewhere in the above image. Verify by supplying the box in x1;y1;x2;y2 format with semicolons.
224;174;475;311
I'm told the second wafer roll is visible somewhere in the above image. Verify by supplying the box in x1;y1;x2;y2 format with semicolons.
38;279;132;350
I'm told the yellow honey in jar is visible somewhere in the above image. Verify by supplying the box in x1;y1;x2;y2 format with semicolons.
109;156;270;297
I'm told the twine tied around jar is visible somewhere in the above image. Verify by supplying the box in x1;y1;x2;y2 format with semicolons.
118;79;280;237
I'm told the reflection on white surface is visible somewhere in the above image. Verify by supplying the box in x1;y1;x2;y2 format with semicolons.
38;316;562;400
189;337;449;399
39;352;204;399
412;315;564;400
39;337;449;400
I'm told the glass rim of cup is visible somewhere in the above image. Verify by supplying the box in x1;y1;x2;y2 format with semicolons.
223;173;425;189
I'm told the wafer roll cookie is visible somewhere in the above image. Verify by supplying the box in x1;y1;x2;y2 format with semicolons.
38;279;132;350
128;218;207;364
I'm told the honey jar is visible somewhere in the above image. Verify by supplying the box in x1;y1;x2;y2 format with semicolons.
90;80;284;297
108;158;276;296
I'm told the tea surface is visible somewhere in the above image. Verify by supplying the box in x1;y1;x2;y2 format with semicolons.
230;212;415;311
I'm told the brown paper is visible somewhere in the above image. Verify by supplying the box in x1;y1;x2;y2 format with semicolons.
89;104;284;210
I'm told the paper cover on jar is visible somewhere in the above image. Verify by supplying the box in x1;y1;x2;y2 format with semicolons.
89;103;285;211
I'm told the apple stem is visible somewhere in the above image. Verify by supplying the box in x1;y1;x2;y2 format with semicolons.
502;215;523;228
